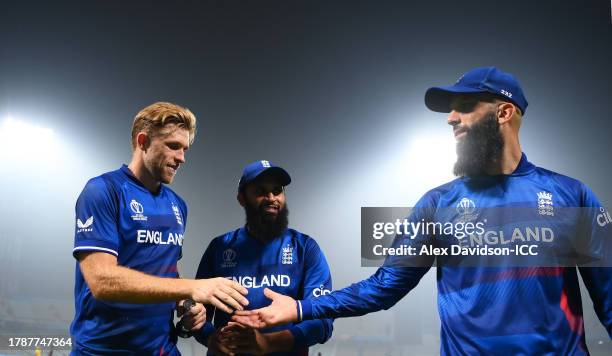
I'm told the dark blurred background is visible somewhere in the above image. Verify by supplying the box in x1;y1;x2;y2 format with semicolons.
1;1;610;355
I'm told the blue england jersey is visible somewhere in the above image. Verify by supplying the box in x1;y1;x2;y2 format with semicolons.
70;165;188;355
300;153;611;355
195;227;334;355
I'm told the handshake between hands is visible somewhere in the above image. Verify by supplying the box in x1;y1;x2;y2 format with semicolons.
177;288;301;355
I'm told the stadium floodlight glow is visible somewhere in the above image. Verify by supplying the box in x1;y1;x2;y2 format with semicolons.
366;131;457;206
0;117;60;163
405;133;456;186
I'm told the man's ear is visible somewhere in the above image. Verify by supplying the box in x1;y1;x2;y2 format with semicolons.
136;132;151;151
237;192;246;207
497;102;517;125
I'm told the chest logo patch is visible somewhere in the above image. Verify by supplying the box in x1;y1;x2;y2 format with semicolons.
130;199;148;221
281;244;293;265
172;203;183;225
537;191;554;216
456;197;478;222
222;249;237;268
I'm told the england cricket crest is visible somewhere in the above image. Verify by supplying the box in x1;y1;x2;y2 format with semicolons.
537;191;554;216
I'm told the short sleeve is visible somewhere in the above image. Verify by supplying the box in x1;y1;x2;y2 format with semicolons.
72;177;120;259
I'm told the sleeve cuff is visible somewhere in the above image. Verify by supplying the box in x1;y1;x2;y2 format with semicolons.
288;325;307;348
73;239;119;259
298;299;313;321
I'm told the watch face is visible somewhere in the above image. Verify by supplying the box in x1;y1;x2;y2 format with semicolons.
183;299;195;309
176;299;195;318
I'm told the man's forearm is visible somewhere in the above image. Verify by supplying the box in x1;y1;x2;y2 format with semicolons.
81;254;193;303
92;264;193;303
301;266;428;320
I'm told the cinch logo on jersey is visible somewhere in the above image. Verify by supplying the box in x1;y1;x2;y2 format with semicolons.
136;230;183;245
312;284;331;297
76;216;94;233
130;199;148;221
597;207;612;227
172;203;183;225
227;275;290;288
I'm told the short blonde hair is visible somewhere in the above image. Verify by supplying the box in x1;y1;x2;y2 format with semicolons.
131;102;197;149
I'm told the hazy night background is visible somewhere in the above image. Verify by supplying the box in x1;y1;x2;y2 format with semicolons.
1;1;610;355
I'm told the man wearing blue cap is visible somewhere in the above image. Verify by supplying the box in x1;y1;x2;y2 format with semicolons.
232;68;611;355
425;66;528;177
181;160;334;355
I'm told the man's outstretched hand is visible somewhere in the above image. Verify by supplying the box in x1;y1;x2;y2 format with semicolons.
191;277;249;314
232;288;298;328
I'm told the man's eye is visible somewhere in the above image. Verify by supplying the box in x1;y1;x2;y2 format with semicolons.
451;101;474;113
254;187;283;196
460;100;478;112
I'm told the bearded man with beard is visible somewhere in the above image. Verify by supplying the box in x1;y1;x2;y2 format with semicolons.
184;160;334;355
232;67;612;355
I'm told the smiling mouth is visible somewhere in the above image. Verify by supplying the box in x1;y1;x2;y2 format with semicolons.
167;165;179;174
263;205;280;214
454;128;467;138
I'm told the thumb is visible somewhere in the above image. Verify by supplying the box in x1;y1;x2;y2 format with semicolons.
263;287;280;301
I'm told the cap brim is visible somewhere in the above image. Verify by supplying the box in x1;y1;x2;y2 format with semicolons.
425;85;486;113
253;167;292;186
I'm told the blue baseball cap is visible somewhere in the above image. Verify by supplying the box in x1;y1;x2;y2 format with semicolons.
425;66;528;115
238;160;291;189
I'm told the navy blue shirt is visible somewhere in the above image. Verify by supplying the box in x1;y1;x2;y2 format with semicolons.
195;227;334;355
301;154;611;355
70;165;187;355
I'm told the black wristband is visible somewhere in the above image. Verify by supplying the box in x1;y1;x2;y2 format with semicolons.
175;319;193;339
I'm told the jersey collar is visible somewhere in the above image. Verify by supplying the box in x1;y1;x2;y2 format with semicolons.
120;164;164;195
239;225;289;246
510;152;535;176
464;152;535;184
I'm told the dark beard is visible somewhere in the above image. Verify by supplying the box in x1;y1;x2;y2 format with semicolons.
244;202;289;241
453;111;504;177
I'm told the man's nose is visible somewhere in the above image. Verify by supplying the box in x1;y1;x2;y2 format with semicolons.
447;110;461;126
176;150;186;164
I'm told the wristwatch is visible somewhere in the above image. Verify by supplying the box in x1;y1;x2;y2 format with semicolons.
175;299;196;338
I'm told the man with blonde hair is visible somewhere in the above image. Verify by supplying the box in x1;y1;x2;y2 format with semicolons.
70;102;249;355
